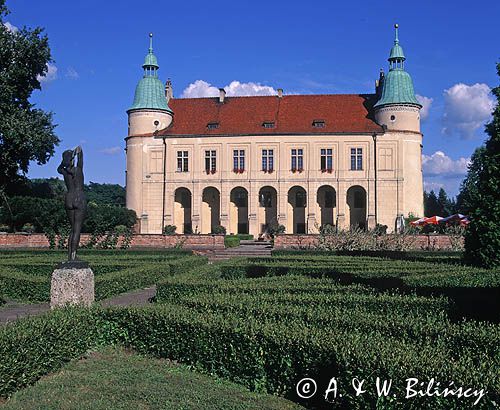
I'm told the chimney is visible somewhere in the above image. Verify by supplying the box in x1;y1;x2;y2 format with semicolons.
165;78;173;102
277;88;283;98
219;88;226;103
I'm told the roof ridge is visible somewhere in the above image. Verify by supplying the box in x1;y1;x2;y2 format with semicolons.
174;93;376;101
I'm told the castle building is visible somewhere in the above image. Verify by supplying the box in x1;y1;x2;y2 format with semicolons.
126;25;424;235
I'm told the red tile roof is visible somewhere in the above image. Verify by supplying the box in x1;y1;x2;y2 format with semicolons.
155;94;383;137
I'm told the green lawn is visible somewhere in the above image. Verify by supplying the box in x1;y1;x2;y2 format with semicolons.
0;347;302;410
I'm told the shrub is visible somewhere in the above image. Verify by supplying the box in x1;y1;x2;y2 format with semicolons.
0;308;100;397
372;223;388;235
0;223;10;232
268;223;285;236
212;225;226;235
319;223;335;235
164;225;177;235
20;223;36;233
224;236;240;248
236;234;254;240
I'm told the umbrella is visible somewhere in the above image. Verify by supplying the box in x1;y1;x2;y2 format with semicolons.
410;217;427;226
440;214;469;225
423;216;444;225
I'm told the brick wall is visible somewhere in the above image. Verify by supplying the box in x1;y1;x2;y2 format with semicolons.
0;233;225;250
274;234;463;251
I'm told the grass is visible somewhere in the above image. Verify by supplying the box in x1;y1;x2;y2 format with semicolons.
0;347;302;410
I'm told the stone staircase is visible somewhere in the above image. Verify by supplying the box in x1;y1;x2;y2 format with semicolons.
208;240;272;262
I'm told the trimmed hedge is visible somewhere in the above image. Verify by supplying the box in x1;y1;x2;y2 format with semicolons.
0;255;208;302
100;305;500;409
0;308;99;397
2;303;497;408
224;236;240;248
218;255;500;288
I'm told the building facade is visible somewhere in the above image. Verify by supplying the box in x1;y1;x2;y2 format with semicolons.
126;26;424;235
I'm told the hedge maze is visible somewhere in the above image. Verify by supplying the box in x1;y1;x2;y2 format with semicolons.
1;250;499;409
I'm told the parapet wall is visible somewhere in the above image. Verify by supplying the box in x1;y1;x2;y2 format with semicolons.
0;233;225;250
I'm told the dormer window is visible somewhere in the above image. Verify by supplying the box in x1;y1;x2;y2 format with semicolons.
207;122;219;130
262;121;275;129
312;120;325;128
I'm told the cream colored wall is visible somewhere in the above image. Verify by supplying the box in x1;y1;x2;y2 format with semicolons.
126;129;424;235
374;105;420;133
128;110;173;136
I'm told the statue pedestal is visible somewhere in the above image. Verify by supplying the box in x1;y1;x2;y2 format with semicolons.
50;261;94;309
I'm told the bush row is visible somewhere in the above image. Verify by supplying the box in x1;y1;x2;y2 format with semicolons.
2;304;497;408
216;256;500;288
0;308;99;397
0;256;207;302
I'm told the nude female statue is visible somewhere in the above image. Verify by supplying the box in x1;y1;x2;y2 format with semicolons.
57;146;87;261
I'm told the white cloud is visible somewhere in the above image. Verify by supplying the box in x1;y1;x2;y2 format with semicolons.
181;80;219;98
422;151;470;196
416;94;433;120
65;67;79;80
442;83;495;139
37;63;58;84
423;181;444;192
100;146;122;155
3;21;18;33
181;80;277;98
422;151;469;177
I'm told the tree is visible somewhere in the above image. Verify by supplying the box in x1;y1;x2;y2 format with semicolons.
456;147;486;215
464;63;500;268
0;1;59;190
85;182;126;207
423;190;440;217
437;188;455;217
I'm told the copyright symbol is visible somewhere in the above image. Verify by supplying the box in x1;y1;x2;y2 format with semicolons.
296;378;317;399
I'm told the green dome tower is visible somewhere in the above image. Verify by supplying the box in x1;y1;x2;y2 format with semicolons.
127;33;173;136
126;34;173;233
374;24;421;132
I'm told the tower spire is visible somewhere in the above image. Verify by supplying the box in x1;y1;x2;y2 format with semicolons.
388;23;405;69
374;24;420;109
149;32;153;54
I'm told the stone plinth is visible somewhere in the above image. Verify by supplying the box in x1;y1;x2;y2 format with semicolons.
50;261;94;309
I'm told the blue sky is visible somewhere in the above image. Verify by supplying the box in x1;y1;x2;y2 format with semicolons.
5;0;500;196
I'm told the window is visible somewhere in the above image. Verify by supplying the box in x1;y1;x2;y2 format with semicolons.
312;120;325;128
320;148;333;171
379;148;393;170
176;151;188;172
262;121;275;129
291;148;304;172
205;150;217;173
150;151;163;173
233;150;245;172
207;122;219;130
262;149;274;172
350;148;363;170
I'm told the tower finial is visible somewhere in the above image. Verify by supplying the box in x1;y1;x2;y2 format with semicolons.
149;33;153;53
394;23;399;44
